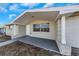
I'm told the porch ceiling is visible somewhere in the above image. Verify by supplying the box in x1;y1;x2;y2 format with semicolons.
12;11;59;25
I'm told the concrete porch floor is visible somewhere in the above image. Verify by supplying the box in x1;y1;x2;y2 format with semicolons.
16;36;60;53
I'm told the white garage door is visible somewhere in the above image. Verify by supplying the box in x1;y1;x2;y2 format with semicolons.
66;16;79;48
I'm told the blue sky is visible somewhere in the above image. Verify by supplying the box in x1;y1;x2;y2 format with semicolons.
0;3;79;26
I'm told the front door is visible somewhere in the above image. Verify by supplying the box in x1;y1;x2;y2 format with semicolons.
26;25;31;36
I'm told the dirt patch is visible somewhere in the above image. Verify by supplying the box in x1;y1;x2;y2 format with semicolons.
0;41;61;56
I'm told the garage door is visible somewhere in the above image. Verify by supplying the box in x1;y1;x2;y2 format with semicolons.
66;16;79;48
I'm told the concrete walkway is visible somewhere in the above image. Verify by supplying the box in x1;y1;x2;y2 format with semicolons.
17;36;59;53
0;39;18;47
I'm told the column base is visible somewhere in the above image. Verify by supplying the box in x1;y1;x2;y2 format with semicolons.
56;41;71;56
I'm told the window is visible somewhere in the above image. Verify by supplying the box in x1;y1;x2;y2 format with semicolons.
33;24;40;32
33;23;50;32
41;23;49;32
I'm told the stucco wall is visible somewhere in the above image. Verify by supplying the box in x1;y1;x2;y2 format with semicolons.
66;16;79;48
26;20;56;40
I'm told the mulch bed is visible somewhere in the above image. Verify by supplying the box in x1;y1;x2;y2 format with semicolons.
0;41;61;56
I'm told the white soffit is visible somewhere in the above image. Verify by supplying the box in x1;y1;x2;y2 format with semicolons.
11;5;79;24
12;11;59;25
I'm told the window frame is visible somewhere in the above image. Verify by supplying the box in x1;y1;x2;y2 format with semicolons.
40;23;50;32
33;24;41;32
33;23;50;32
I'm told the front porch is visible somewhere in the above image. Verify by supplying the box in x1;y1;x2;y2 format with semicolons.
9;11;71;55
16;36;60;53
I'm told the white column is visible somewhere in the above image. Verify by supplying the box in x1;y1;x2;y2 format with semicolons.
61;15;66;44
56;16;71;55
13;25;16;35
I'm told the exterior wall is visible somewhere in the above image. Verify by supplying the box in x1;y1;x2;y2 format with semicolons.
12;25;26;39
5;26;13;36
6;29;12;36
26;20;56;40
18;25;26;37
56;19;61;43
66;16;79;48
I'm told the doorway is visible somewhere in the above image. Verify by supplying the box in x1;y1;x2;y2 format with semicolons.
26;25;31;36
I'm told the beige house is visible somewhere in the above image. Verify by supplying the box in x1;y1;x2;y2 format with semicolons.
5;5;79;55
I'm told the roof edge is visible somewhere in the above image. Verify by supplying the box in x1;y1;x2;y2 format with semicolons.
11;5;79;24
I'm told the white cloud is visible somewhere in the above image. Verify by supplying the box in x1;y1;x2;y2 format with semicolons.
21;3;38;8
44;3;55;8
21;3;36;6
66;3;77;6
65;4;72;6
0;7;7;12
9;14;16;19
9;4;19;11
